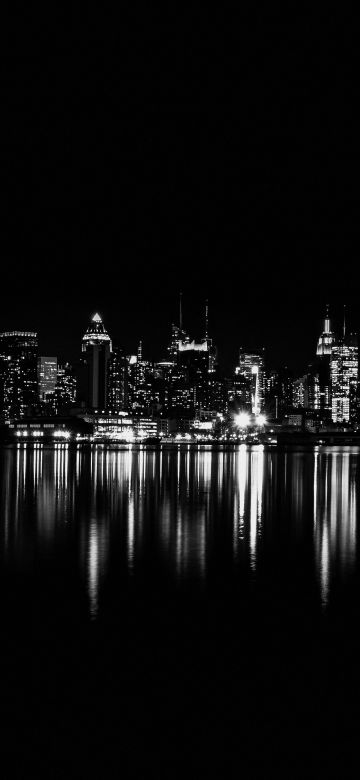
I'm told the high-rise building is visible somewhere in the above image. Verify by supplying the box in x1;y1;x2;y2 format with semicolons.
0;331;38;419
38;356;58;400
55;363;77;411
236;349;265;415
316;305;335;356
107;343;128;411
81;313;112;410
331;334;358;424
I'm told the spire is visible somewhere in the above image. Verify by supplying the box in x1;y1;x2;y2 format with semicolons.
205;299;209;340
82;312;112;351
316;304;335;357
324;303;330;334
179;291;183;330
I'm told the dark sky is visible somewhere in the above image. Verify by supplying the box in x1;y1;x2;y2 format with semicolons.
1;8;359;372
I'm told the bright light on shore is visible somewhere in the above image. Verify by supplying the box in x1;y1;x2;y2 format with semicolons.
256;414;266;426
235;412;250;428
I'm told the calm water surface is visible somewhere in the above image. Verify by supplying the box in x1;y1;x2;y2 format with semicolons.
1;444;360;775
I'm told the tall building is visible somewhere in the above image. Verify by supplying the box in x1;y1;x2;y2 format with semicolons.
316;305;335;356
0;331;38;419
81;313;112;410
236;349;265;415
38;356;58;400
55;363;77;412
331;334;358;424
107;343;128;411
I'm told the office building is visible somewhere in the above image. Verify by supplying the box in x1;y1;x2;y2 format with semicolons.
236;349;265;415
316;305;335;356
38;356;58;400
0;331;38;419
331;334;358;424
81;313;112;410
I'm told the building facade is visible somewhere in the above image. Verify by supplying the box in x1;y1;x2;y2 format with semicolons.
38;356;58;400
0;331;38;419
236;349;265;415
331;335;358;424
81;313;112;410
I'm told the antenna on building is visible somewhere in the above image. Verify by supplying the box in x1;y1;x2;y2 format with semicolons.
179;291;183;331
324;303;330;333
343;304;346;339
205;299;209;340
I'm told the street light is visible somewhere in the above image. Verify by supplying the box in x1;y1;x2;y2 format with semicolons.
255;414;266;427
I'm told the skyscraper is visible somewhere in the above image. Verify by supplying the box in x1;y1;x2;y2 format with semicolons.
107;343;128;411
55;363;77;412
81;313;112;410
316;305;335;356
0;331;38;419
331;334;358;424
236;349;265;415
38;356;58;400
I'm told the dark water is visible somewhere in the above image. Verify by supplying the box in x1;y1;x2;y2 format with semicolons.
1;443;360;776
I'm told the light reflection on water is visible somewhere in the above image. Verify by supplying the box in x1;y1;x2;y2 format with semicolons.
0;445;359;617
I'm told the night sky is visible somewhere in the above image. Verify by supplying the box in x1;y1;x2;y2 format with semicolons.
1;9;359;371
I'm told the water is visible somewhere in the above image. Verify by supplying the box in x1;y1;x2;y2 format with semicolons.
2;443;360;775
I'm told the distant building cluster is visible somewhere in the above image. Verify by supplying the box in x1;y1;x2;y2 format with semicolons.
0;302;359;440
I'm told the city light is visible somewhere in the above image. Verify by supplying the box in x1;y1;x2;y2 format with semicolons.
1;304;359;447
53;430;71;439
235;412;251;428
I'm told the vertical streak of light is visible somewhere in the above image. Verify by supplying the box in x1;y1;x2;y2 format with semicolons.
127;492;135;572
14;446;21;536
349;471;357;559
198;508;206;580
175;505;183;578
186;446;190;496
234;445;247;559
159;449;163;491
249;453;257;570
320;521;330;608
313;449;318;530
256;445;264;536
88;518;99;619
76;448;81;485
340;454;349;568
330;454;338;551
249;447;263;572
177;448;181;494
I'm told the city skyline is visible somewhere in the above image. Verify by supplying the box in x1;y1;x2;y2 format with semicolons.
0;298;358;374
1;305;359;434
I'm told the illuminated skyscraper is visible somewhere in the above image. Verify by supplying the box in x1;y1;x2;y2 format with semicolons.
38;356;58;400
0;331;38;419
236;349;265;415
81;313;112;410
107;343;128;411
331;334;358;424
55;363;77;411
316;305;335;356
